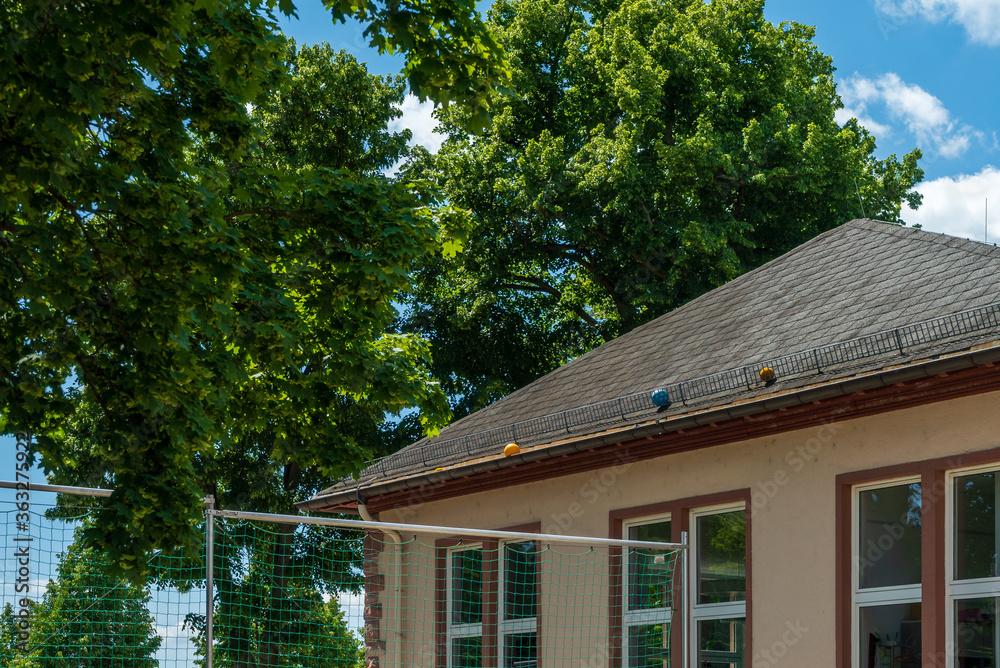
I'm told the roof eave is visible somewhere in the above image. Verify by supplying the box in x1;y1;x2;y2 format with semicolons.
297;344;1000;515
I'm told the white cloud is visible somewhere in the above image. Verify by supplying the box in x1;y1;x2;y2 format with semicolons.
834;107;893;138
900;166;1000;241
838;73;977;159
876;0;1000;46
389;95;444;154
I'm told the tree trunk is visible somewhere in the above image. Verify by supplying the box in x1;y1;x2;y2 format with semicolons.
259;460;301;667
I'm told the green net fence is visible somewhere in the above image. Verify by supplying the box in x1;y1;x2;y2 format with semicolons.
1;507;205;667
211;512;683;668
2;492;684;668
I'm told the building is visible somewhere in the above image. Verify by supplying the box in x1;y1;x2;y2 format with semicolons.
301;219;1000;667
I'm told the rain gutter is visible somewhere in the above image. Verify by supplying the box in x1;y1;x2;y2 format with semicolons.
297;344;1000;514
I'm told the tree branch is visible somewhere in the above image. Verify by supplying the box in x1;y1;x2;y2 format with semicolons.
223;208;317;221
47;187;133;346
496;275;600;328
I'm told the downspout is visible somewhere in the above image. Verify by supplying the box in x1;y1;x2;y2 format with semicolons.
358;485;404;668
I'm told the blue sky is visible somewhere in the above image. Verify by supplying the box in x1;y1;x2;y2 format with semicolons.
276;0;1000;242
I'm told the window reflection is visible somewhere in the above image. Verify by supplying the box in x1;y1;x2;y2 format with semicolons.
698;618;745;667
504;541;537;620
859;604;921;668
628;520;673;611
503;632;537;668
956;597;999;667
452;637;482;668
452;549;483;624
697;511;746;604
858;483;922;589
955;472;999;581
627;624;668;668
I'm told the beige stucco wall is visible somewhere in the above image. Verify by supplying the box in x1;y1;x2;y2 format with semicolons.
376;388;1000;666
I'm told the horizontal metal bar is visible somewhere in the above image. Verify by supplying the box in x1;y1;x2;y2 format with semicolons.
211;509;685;551
0;480;113;497
0;480;214;506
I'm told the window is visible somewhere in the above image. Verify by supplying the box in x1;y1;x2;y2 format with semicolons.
444;538;538;668
949;467;1000;667
853;479;922;668
622;514;673;667
690;505;746;668
501;540;538;668
448;546;484;668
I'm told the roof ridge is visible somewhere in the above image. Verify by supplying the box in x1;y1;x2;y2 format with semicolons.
855;217;1000;259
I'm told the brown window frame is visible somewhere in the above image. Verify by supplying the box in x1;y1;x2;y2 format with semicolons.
435;522;541;668
609;489;752;668
835;447;1000;667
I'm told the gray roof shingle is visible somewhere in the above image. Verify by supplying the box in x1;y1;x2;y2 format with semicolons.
314;219;1000;499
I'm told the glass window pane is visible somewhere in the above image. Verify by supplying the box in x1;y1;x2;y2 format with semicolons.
956;597;999;667
452;549;482;624
858;482;922;589
503;632;537;668
452;637;482;668
859;603;921;667
629;519;673;544
697;618;745;667
627;623;669;668
628;520;673;611
504;541;537;620
697;511;746;604
955;471;999;580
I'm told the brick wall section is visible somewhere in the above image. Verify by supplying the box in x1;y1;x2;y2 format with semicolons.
364;530;387;668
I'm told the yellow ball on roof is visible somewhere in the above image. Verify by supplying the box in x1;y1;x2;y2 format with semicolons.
504;443;520;457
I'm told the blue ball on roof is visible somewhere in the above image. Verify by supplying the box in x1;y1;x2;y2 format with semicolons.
650;389;671;406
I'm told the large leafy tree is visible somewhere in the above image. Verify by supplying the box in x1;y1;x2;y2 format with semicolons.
42;41;425;663
0;0;504;573
403;0;924;416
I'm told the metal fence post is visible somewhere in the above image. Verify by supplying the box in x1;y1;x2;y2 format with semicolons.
680;530;689;668
205;495;215;668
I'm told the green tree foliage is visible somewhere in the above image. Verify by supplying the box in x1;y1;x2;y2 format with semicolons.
0;0;503;573
0;604;26;667
181;521;364;668
15;532;161;666
41;42;422;664
403;0;925;416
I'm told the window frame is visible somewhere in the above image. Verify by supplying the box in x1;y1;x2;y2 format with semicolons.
446;543;486;668
688;501;748;668
498;538;539;668
437;523;541;668
945;462;1000;668
621;512;674;668
610;489;752;668
850;475;923;668
836;448;1000;667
